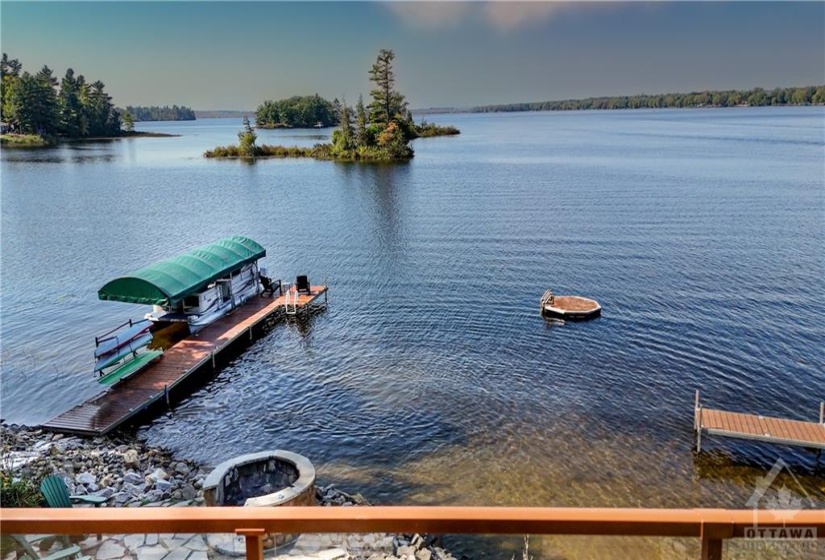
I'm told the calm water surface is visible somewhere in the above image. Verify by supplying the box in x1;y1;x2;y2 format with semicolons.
2;109;823;558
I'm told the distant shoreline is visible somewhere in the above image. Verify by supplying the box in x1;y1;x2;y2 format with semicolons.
414;85;825;115
413;103;825;115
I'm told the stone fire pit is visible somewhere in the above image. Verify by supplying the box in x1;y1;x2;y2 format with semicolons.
202;450;315;555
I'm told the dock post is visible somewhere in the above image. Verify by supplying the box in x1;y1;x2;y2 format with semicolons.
820;402;823;425
211;352;216;371
164;385;170;409
694;391;700;430
695;390;702;453
249;327;253;341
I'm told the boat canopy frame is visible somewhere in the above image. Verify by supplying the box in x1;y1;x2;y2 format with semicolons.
98;236;266;306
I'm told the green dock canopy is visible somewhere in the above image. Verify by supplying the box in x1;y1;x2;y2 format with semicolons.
98;236;266;306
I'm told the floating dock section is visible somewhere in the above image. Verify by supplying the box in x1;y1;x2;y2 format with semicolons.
694;390;825;453
43;285;328;436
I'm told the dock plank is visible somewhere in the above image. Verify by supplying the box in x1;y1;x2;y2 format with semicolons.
698;400;825;451
43;286;328;436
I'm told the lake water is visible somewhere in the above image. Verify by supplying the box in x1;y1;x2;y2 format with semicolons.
1;108;823;558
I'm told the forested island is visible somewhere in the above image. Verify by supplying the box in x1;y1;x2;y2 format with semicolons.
1;53;172;146
206;49;459;162
123;105;195;121
255;95;338;128
468;85;825;113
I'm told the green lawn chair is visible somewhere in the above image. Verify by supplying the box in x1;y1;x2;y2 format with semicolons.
40;475;106;540
11;535;89;560
40;475;106;508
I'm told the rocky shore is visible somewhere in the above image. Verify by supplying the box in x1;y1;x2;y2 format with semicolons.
1;425;205;507
0;425;458;560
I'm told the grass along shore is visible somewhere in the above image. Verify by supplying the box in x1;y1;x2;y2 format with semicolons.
0;133;55;147
204;122;459;161
0;130;178;149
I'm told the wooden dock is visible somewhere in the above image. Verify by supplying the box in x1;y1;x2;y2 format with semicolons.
43;285;328;436
694;390;825;452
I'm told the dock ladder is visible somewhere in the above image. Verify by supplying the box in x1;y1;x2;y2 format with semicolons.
283;283;298;316
540;289;555;311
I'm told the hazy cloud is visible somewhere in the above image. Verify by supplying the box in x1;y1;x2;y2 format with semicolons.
385;1;602;31
484;2;574;31
384;1;473;29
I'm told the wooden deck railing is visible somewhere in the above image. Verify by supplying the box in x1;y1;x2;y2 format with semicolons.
2;507;823;560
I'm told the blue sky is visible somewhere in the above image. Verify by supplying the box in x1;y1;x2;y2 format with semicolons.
2;2;823;110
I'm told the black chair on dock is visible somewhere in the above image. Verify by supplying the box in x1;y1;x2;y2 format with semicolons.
260;274;281;297
296;275;311;294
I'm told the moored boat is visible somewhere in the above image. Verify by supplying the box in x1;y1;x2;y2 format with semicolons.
92;236;271;385
98;236;268;333
540;289;601;320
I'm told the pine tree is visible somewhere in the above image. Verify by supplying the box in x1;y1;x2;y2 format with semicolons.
123;112;135;132
333;99;354;153
237;116;257;157
355;94;369;147
0;54;22;124
58;69;82;136
368;49;407;127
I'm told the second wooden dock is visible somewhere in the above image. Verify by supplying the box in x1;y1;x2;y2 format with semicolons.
694;390;825;452
43;285;328;436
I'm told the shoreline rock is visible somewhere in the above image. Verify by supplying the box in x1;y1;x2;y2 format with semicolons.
1;424;206;508
1;424;458;559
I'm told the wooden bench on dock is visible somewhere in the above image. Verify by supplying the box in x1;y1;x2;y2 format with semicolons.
694;390;825;453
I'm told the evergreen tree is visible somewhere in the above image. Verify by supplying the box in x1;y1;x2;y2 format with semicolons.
355;94;369;147
237;116;257;157
1;53;22;77
0;53;22;123
123;112;135;132
368;49;407;127
34;66;59;134
333;99;354;153
58;68;82;136
4;73;48;134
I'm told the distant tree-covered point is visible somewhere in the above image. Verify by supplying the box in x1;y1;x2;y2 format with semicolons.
124;105;195;121
255;95;339;128
2;53;122;139
471;85;825;113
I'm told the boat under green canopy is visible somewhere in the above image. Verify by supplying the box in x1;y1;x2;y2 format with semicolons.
98;236;266;306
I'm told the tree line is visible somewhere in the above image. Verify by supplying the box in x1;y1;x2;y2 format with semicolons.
255;95;338;128
124;105;195;122
1;53;121;138
470;86;825;113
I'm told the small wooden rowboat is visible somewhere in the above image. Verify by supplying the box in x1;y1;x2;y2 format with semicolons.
540;289;601;320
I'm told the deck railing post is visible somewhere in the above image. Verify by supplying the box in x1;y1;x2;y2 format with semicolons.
700;522;729;560
236;528;265;560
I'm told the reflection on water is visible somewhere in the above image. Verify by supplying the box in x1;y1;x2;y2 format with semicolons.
1;144;119;164
2;110;824;559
